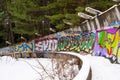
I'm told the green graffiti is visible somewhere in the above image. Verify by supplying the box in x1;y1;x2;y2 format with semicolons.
58;33;95;53
66;37;71;50
70;39;78;51
58;42;65;51
96;29;120;56
98;31;106;47
79;33;95;52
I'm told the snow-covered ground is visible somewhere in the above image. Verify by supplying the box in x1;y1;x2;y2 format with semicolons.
0;56;78;80
0;56;47;80
86;55;120;80
0;53;120;80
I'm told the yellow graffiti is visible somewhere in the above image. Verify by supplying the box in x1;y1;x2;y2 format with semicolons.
112;31;120;56
102;30;120;56
117;48;120;58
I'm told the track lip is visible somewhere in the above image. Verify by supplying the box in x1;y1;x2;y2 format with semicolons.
56;51;91;80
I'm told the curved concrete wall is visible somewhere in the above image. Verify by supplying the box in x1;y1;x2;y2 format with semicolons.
0;4;120;64
56;51;90;80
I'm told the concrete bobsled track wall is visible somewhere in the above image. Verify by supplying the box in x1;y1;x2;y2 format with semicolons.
16;40;34;53
0;4;120;63
34;25;120;63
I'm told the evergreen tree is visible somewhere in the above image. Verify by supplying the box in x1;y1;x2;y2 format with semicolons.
0;0;117;48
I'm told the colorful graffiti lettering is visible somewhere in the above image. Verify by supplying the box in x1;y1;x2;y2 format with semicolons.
0;21;120;63
58;32;95;53
16;40;34;53
35;38;58;51
94;28;120;58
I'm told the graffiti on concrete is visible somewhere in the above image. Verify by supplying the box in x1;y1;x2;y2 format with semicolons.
64;30;81;34
0;20;120;63
35;38;58;51
16;40;34;53
0;47;14;55
93;27;120;63
58;32;95;53
93;27;120;61
108;21;120;27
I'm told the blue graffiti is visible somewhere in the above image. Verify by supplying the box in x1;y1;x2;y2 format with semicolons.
108;21;120;26
16;41;34;53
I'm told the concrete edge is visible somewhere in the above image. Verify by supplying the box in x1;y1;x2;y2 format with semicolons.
56;51;91;80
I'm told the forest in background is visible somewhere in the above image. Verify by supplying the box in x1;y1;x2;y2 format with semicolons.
0;0;116;47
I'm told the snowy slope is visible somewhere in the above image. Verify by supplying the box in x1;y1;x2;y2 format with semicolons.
86;55;120;80
0;53;120;80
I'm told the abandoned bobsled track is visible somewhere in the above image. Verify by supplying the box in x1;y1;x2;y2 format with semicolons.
56;52;92;80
